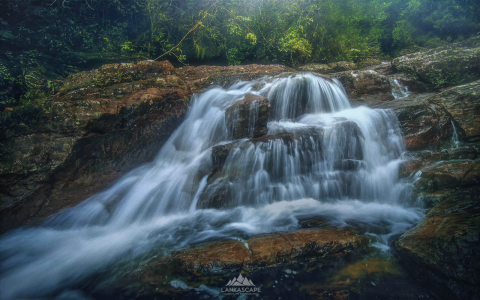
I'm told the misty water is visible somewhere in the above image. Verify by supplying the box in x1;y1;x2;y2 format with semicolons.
0;74;423;299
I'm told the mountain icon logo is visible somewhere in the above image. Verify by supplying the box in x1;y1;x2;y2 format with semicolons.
225;274;255;287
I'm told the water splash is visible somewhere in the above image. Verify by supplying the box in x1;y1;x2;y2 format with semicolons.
0;74;422;300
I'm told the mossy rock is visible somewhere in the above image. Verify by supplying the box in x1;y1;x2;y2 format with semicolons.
392;35;480;89
59;60;175;94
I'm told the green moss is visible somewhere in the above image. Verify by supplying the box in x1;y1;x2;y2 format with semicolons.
423;70;476;89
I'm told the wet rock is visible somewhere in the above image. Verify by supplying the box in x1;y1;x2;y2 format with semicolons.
198;121;364;210
412;160;480;196
298;61;356;74
211;142;238;175
198;130;324;209
429;80;480;142
139;227;371;277
0;86;190;232
371;94;453;150
298;63;334;74
177;64;293;92
59;60;175;94
329;61;357;72
376;78;480;149
0;61;291;233
399;146;480;179
390;73;430;94
332;70;394;102
395;187;480;300
392;35;480;89
225;94;270;139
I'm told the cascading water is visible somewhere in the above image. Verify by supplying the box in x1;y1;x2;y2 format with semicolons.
0;73;423;300
389;78;410;99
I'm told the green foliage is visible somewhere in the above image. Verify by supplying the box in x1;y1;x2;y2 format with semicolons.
1;0;480;107
424;70;476;89
121;41;134;52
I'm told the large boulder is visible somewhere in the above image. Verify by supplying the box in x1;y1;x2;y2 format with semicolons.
429;80;480;142
225;94;270;139
159;227;371;274
333;70;394;102
415;160;480;199
94;227;373;299
392;35;480;89
128;227;372;296
380;79;480;150
0;69;191;232
371;94;453;150
395;187;480;300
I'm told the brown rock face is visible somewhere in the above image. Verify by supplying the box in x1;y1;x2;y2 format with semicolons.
333;70;394;102
371;78;480;151
429;80;480;142
140;227;371;277
395;187;480;300
225;94;270;139
399;146;480;180
414;160;480;194
0;61;292;233
178;64;294;93
395;97;453;150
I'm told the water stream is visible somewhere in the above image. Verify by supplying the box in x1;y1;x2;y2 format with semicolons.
0;74;423;300
389;78;410;99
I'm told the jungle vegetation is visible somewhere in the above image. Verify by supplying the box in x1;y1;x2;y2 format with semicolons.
1;0;479;106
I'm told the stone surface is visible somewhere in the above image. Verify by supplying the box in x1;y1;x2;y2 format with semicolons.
395;187;480;300
298;63;334;74
368;94;453;150
92;227;378;299
329;61;357;72
298;61;356;74
224;94;270;139
399;146;480;179
392;35;480;88
332;70;394;102
0;61;292;233
141;227;371;276
370;79;480;150
412;159;480;201
429;80;480;142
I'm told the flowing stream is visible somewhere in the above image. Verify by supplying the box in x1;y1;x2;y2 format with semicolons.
0;74;423;300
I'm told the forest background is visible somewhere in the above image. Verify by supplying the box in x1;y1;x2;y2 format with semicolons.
1;0;479;106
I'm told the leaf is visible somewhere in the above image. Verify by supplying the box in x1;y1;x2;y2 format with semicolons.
0;30;14;41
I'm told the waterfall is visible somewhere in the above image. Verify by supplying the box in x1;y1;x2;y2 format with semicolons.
389;78;410;99
0;74;423;300
451;121;460;148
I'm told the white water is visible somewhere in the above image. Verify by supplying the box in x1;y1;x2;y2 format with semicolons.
451;121;461;148
389;78;410;99
0;74;423;300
